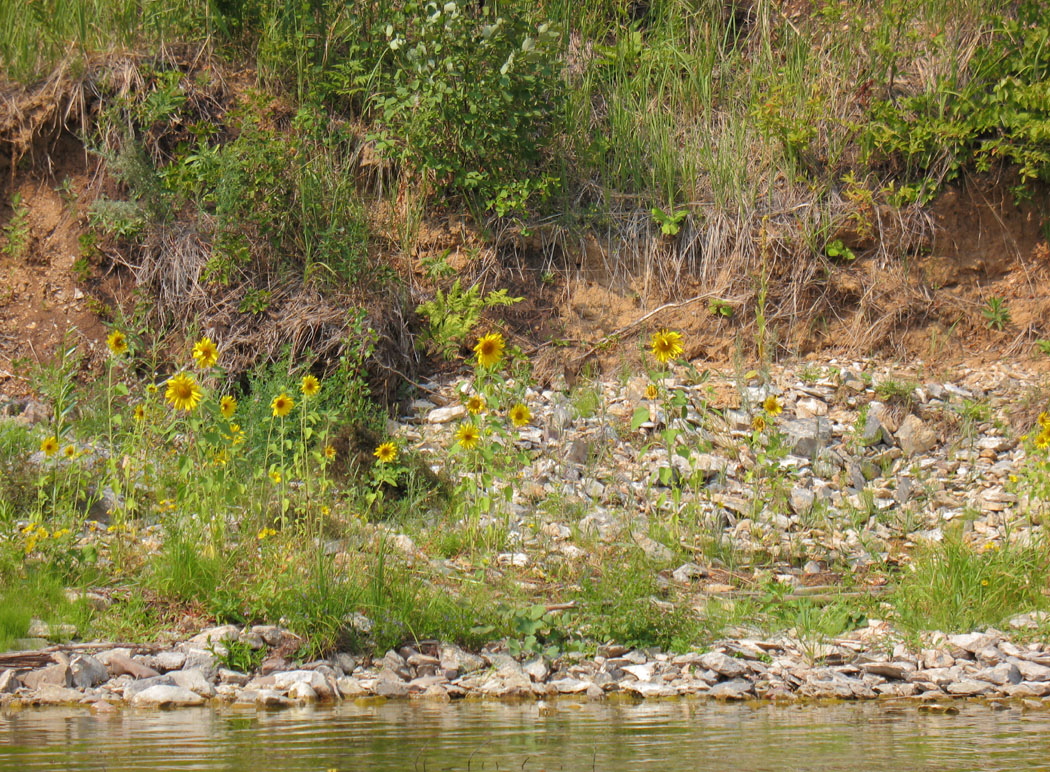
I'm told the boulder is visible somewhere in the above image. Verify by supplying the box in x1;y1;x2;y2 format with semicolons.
896;415;937;456
70;654;109;689
130;684;206;707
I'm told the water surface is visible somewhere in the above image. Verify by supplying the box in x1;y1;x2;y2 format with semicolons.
2;699;1047;771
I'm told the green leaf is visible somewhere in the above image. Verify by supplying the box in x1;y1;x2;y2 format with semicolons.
631;406;650;432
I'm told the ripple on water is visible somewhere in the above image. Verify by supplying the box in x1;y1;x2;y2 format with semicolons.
2;701;1049;772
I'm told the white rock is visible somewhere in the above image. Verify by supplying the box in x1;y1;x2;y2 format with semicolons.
130;684;206;707
427;405;466;424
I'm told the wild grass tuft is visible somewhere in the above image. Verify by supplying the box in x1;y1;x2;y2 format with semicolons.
892;532;1050;634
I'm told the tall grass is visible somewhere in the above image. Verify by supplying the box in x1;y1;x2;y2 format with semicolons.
893;532;1050;633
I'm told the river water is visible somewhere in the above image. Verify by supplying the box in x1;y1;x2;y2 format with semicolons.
1;699;1047;771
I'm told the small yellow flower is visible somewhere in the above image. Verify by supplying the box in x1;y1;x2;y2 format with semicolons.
106;330;128;357
220;395;238;419
226;423;245;446
763;395;783;417
191;336;219;369
1039;412;1050;430
1035;431;1050;450
465;394;486;415
52;528;69;539
1009;474;1018;484
269;469;282;484
133;404;146;421
649;329;684;364
474;332;505;368
165;372;202;412
751;414;767;432
320;505;330;516
257;527;276;540
981;578;989;587
455;423;481;450
509;403;531;428
271;392;295;418
146;383;158;395
324;445;336;460
301;374;320;398
40;437;59;456
374;442;397;464
63;444;76;459
644;383;659;401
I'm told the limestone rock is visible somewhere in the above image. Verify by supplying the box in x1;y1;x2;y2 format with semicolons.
130;684;206;707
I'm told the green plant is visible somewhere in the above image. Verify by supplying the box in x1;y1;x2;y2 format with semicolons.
415;280;522;360
1036;340;1050;356
366;1;563;211
866;4;1050;200
2;193;30;258
708;298;734;319
651;205;687;236
238;288;272;315
824;239;855;262
208;636;266;673
893;532;1050;633
504;603;581;659
982;296;1011;331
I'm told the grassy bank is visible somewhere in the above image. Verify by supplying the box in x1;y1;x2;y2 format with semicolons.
2;0;1050;659
4;329;1050;660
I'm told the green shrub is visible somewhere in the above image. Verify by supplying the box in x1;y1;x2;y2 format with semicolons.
363;1;563;211
866;2;1050;200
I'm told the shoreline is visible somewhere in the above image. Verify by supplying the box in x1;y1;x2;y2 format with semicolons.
5;622;1050;711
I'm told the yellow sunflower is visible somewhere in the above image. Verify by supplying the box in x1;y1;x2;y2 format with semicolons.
220;395;238;419
465;394;486;415
257;527;276;540
269;469;282;484
133;404;146;421
40;436;59;456
644;383;659;400
106;330;129;357
455;423;481;450
1035;430;1050;450
301;374;320;398
1039;412;1050;430
324;444;336;460
63;444;76;459
191;336;219;369
226;423;245;446
165;372;202;412
509;403;531;428
373;442;397;463
763;395;783;417
751;414;767;432
271;392;295;418
474;332;505;368
650;329;684;364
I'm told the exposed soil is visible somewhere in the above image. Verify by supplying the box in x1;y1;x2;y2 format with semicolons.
2;88;1049;398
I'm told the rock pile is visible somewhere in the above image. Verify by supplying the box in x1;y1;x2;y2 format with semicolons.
5;622;1050;709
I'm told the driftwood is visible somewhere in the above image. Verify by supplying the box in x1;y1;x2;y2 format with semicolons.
0;641;166;670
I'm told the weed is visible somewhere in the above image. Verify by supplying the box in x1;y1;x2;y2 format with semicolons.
982;296;1011;331
893;531;1050;633
416;281;522;360
1;193;30;258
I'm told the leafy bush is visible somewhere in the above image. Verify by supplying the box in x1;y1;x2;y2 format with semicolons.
364;1;563;211
866;2;1050;199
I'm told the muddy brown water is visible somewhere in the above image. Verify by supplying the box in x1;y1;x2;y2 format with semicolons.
1;700;1048;771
